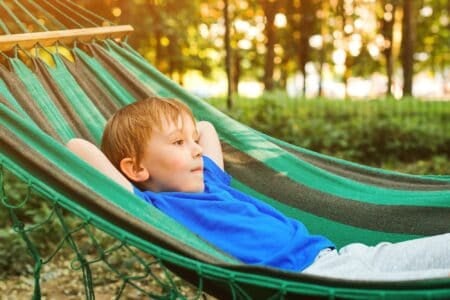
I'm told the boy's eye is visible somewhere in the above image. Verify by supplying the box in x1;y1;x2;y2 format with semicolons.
174;139;184;146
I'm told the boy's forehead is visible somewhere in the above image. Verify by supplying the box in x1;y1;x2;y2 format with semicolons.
159;111;196;131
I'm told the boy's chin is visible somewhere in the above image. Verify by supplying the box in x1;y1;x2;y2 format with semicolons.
189;183;205;193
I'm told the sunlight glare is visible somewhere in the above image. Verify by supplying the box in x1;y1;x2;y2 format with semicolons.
274;13;287;28
238;39;252;50
420;6;433;17
367;43;380;58
332;48;346;65
348;34;362;57
235;19;250;33
344;24;353;34
112;7;121;17
160;36;170;47
199;23;209;39
309;35;323;49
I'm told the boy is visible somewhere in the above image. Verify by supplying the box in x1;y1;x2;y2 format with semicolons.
67;97;450;280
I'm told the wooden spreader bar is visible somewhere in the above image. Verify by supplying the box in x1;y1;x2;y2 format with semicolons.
0;25;134;51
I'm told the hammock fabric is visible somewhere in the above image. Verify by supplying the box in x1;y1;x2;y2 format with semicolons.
1;2;450;299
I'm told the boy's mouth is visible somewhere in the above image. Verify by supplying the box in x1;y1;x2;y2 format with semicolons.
191;166;203;173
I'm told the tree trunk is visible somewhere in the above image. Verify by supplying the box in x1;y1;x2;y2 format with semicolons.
318;47;325;97
224;0;233;109
381;1;396;97
232;50;241;94
299;0;314;96
400;0;415;97
261;0;277;91
317;2;328;98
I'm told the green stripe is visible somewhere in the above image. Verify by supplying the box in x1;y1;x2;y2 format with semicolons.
232;179;421;248
45;54;105;142
10;58;75;141
0;78;32;120
264;131;450;182
74;48;136;107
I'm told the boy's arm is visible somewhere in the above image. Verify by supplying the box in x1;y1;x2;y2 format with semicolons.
66;138;133;192
197;121;224;170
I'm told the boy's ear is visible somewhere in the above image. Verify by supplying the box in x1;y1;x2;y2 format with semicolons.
119;157;150;182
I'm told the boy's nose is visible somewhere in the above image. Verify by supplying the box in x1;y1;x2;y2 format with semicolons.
192;142;203;157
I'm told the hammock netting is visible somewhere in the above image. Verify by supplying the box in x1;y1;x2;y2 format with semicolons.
1;1;450;299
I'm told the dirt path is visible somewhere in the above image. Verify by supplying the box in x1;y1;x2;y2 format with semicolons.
1;255;216;299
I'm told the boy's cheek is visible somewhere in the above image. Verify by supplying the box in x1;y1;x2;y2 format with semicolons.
168;159;185;171
156;153;183;169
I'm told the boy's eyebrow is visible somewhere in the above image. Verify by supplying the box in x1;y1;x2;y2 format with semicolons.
166;129;183;139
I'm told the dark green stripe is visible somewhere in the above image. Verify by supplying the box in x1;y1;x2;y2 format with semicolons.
0;63;62;140
33;57;94;142
268;132;450;189
63;54;119;120
223;143;450;236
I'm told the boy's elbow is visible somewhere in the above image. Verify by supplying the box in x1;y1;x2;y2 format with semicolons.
197;121;217;133
66;138;84;152
66;138;97;157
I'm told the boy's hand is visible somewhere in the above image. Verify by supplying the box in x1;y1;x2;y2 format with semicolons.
197;121;224;170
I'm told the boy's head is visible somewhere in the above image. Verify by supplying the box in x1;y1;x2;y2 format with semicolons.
101;97;204;192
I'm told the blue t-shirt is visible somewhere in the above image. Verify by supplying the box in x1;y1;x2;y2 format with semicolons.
134;156;334;272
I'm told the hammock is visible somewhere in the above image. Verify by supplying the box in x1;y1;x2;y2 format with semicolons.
1;1;450;299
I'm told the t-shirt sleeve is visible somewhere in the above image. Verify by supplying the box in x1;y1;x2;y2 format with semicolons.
203;155;231;186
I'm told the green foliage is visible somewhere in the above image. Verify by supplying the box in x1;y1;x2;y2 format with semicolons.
0;227;32;277
0;168;81;276
208;92;450;173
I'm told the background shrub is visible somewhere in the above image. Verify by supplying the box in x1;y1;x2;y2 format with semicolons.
207;93;449;174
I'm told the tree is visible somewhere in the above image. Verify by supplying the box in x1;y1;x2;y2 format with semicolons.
111;0;206;83
316;1;331;98
224;0;233;108
85;0;449;100
297;0;318;96
400;0;416;97
260;0;279;91
284;0;321;97
415;0;450;96
380;0;397;97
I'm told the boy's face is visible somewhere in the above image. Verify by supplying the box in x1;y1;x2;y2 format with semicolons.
139;112;204;193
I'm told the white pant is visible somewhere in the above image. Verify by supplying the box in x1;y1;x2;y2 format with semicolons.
302;233;450;281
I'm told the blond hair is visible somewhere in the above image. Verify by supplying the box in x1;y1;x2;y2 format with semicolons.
101;97;195;172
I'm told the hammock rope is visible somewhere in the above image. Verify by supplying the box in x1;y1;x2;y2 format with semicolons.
0;19;11;34
40;0;93;29
14;0;49;32
0;0;133;52
53;0;113;26
1;162;214;299
26;0;68;30
0;1;29;33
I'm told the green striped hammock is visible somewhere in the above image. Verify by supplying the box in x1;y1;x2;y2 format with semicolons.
1;39;450;299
